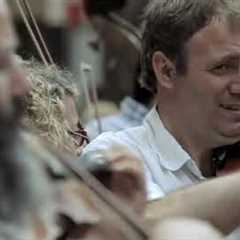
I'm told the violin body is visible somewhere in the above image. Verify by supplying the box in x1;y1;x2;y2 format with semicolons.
214;142;240;176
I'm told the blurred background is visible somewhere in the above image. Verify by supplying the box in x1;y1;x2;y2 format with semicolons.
9;0;147;103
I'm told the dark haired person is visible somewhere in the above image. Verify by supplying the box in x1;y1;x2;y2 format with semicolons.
81;0;240;200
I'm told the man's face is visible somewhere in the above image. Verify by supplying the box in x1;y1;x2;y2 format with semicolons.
172;19;240;148
0;1;29;126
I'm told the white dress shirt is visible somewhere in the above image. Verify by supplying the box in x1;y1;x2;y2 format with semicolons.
81;107;205;200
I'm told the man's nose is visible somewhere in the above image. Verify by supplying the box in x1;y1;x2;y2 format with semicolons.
10;65;30;98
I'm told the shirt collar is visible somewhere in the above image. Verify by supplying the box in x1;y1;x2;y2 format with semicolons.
144;107;192;171
120;97;149;123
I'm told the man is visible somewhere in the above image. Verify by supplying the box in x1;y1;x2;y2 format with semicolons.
81;0;240;200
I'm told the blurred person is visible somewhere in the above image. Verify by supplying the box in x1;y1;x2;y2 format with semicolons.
21;59;88;155
0;1;57;239
67;0;105;113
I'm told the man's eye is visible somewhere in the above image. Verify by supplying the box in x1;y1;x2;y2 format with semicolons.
210;62;238;75
214;64;229;72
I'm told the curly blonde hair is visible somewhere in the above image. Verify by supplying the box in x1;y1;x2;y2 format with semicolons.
22;59;79;153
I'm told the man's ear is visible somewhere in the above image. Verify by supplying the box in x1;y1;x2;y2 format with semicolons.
152;51;176;89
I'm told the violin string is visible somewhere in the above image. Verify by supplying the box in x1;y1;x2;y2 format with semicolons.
16;0;49;66
21;0;55;65
16;0;71;91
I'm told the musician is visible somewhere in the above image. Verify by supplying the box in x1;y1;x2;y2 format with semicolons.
21;59;88;154
81;0;240;201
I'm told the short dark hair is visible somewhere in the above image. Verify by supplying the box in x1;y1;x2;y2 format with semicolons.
141;0;240;93
131;60;153;106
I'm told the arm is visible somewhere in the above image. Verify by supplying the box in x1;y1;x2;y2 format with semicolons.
145;173;240;234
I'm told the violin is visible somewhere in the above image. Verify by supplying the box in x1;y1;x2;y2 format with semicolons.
213;142;240;176
23;131;150;240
